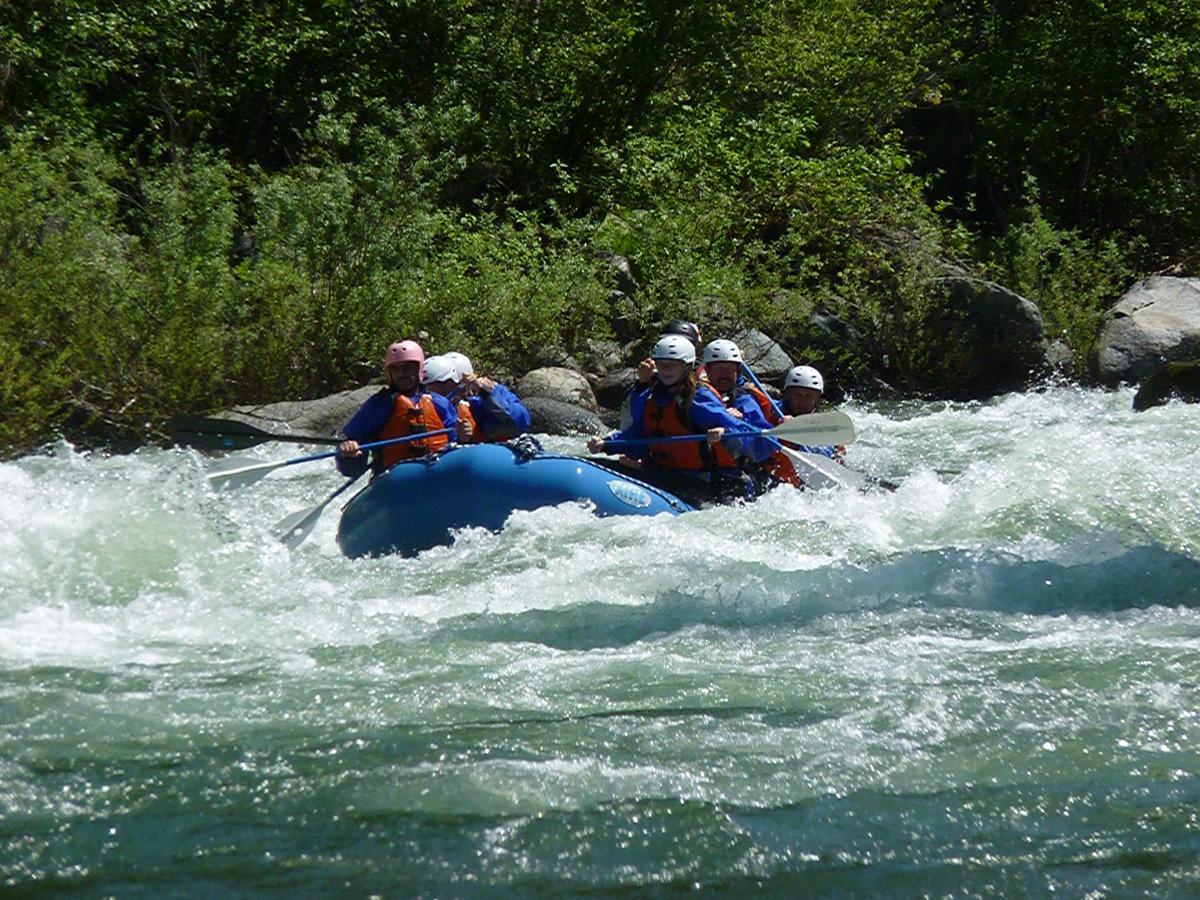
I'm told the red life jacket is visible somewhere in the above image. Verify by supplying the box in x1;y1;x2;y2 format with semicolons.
642;383;722;470
377;392;450;468
744;383;783;426
763;451;801;486
456;399;480;443
709;382;783;469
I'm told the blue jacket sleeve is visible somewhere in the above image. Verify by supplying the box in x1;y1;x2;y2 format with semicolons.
429;391;459;435
337;389;393;477
468;383;529;440
602;386;650;460
731;392;774;431
689;390;777;463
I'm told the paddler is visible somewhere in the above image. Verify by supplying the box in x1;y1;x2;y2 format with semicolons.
588;335;776;503
780;365;845;463
702;339;800;488
421;355;478;444
442;351;531;442
620;320;704;429
336;340;458;477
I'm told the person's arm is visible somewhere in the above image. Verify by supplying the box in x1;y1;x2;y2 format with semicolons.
587;389;649;456
336;390;391;477
732;393;774;431
472;382;529;440
690;390;776;462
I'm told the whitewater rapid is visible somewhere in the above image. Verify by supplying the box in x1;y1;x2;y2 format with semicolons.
2;386;1198;894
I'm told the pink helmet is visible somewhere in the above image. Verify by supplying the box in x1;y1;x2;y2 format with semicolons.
383;340;425;380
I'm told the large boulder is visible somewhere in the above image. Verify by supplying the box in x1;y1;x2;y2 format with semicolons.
523;397;607;436
517;366;599;412
731;329;794;381
224;386;377;438
1132;359;1200;411
920;277;1050;398
1089;277;1200;386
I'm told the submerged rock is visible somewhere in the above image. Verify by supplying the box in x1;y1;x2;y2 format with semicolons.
1090;276;1200;386
1132;359;1200;411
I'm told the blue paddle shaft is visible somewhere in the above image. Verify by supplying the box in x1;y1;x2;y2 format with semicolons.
739;362;786;418
282;428;454;468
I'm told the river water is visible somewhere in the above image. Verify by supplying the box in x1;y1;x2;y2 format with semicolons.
2;387;1198;896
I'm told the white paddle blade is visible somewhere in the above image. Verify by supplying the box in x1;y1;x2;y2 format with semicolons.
206;456;282;490
271;503;326;550
769;410;857;446
781;446;868;491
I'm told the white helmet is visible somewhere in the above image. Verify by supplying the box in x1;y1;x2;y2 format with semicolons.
444;351;474;377
422;355;461;385
784;365;824;393
701;339;743;364
651;335;696;364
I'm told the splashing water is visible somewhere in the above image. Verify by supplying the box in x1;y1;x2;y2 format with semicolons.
2;387;1198;894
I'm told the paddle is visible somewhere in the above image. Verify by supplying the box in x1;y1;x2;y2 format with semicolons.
270;471;366;550
598;410;856;452
739;361;787;419
171;415;342;451
207;428;454;490
735;364;890;490
597;422;884;492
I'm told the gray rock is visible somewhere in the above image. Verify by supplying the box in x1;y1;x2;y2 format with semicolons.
1132;359;1200;411
593;367;638;410
596;251;640;296
517;366;599;412
582;338;623;375
1089;277;1200;386
731;328;794;381
225;386;377;438
524;397;608;436
1046;339;1076;375
923;276;1050;397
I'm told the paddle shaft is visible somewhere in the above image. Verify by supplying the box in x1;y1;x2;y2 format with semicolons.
599;410;854;451
272;471;366;549
264;428;455;468
206;428;455;490
738;362;786;419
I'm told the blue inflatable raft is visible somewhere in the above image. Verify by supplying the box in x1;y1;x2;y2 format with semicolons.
336;441;692;558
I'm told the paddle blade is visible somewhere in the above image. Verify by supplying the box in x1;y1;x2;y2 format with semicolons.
206;456;283;490
780;446;868;492
271;503;327;550
171;415;341;450
769;410;857;446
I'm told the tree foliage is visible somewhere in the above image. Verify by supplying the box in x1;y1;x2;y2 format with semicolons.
1;0;1197;453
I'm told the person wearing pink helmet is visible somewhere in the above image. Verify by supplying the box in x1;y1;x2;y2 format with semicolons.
336;340;459;477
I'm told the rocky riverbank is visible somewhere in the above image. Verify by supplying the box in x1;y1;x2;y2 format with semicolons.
217;274;1200;441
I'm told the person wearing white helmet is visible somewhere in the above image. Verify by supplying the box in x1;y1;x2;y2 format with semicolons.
422;355;477;444
336;339;459;477
779;364;844;462
702;339;807;489
781;365;825;415
701;339;783;428
588;334;777;503
442;351;531;442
